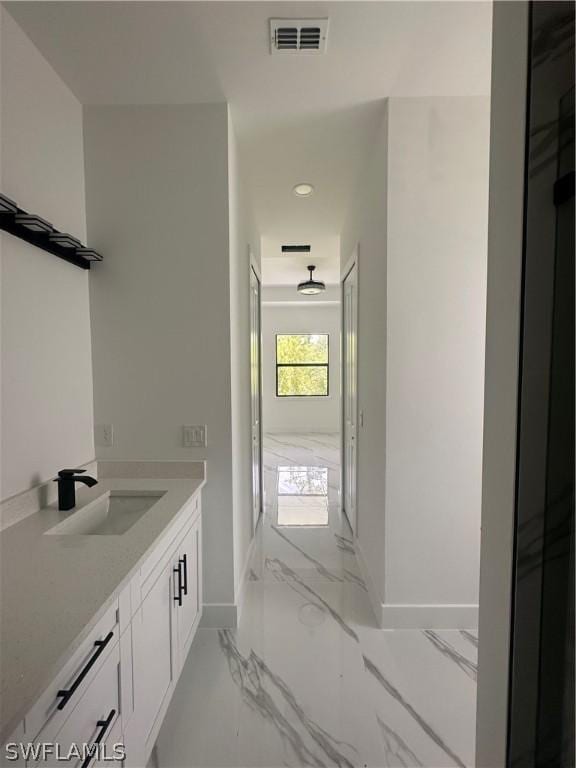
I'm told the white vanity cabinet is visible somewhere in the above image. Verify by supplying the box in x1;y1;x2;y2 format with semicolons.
123;492;203;767
3;488;203;768
174;514;202;669
124;552;177;766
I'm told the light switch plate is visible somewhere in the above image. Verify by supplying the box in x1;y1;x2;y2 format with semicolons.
183;425;207;448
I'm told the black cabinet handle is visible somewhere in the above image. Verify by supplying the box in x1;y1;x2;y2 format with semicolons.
180;554;188;597
173;562;183;606
80;709;116;768
56;631;114;710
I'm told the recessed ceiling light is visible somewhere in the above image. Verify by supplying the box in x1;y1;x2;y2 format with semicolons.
293;183;314;197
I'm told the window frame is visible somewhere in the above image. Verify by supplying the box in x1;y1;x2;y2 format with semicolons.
275;333;330;398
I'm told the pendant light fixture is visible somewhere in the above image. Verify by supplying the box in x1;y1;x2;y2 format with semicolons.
297;264;325;295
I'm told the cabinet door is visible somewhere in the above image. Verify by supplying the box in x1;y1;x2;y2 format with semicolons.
92;716;123;768
175;516;202;666
129;557;175;760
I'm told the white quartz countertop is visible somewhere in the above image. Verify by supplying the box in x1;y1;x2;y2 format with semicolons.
0;474;205;743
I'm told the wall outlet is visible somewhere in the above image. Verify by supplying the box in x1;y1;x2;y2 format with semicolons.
96;424;114;447
183;425;207;448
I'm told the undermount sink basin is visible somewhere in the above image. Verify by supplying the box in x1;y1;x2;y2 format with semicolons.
46;491;166;536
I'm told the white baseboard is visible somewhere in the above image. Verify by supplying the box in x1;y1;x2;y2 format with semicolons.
201;529;260;630
200;603;238;629
354;536;478;630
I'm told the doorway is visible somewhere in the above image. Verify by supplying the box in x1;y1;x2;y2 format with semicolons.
258;260;342;528
249;262;263;532
342;252;358;535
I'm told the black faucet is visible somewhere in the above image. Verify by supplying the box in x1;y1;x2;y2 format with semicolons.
54;469;98;511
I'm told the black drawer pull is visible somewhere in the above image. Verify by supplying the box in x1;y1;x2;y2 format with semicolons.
80;709;116;768
174;562;183;606
56;631;114;710
180;554;188;597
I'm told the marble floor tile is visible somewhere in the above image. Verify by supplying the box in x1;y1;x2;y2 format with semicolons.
156;434;478;768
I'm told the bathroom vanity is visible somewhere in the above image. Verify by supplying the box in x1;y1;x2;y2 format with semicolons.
0;464;205;767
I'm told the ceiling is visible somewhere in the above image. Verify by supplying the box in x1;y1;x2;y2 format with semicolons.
261;234;340;286
6;1;493;284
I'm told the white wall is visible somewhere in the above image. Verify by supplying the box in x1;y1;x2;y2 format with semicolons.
228;109;260;602
262;299;340;434
384;96;489;618
0;9;94;501
340;102;389;618
83;104;236;611
342;95;490;627
476;3;528;764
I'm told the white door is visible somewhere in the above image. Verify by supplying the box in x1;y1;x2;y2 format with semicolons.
250;264;263;531
342;260;358;534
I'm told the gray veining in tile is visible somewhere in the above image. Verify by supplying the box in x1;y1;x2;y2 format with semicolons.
363;654;466;768
334;534;355;555
377;716;424;767
459;630;478;649
271;525;344;582
266;557;359;642
218;630;358;768
343;568;367;591
266;435;315;452
266;447;308;464
422;630;477;682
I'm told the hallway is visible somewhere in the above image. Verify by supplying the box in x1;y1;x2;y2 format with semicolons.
157;434;478;768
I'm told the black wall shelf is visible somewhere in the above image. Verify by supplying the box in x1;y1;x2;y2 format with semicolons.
0;196;102;270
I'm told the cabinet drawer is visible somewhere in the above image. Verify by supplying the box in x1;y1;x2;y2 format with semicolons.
26;603;119;744
29;641;121;768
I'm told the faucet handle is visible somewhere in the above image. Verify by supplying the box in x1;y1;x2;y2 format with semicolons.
57;469;87;477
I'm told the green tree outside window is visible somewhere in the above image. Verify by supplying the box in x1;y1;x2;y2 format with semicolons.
276;334;329;396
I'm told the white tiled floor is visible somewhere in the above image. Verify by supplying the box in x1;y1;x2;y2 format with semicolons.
156;434;478;768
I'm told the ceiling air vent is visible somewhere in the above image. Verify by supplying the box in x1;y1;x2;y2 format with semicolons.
270;19;329;55
282;245;311;253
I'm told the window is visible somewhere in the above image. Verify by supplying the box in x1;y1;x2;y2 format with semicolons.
276;334;329;396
